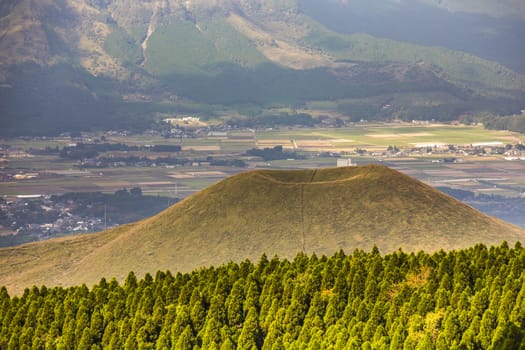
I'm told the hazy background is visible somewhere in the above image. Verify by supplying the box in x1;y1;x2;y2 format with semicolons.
300;0;525;72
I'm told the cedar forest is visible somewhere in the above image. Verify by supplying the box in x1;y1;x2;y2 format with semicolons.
1;242;525;349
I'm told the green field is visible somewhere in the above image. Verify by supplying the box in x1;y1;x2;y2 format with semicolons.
100;123;522;152
256;124;524;148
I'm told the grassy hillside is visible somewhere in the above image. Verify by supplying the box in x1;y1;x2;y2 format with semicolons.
0;165;523;294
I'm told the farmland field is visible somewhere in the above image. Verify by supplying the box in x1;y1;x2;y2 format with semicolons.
1;122;525;236
1;123;524;199
255;124;523;150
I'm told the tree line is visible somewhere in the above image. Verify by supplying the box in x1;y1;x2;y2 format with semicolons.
1;242;524;349
484;114;525;135
60;143;182;161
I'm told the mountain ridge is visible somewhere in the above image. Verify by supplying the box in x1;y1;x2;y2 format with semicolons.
2;0;525;136
1;0;521;86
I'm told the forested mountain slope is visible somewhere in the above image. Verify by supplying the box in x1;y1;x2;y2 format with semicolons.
1;243;524;348
1;0;524;135
0;166;523;294
300;0;525;73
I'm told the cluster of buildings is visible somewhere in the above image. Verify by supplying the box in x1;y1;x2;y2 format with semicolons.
362;142;525;159
0;196;104;239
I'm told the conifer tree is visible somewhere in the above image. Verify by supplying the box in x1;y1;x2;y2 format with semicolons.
171;305;191;345
175;325;194;350
478;308;497;348
262;320;283;350
123;331;138;350
226;280;245;327
491;321;525;349
190;293;206;333
200;316;222;349
416;333;435;350
237;307;262;350
101;321;118;348
77;328;93;350
219;337;235;350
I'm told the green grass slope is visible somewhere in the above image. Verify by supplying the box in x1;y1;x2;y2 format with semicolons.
1;165;524;294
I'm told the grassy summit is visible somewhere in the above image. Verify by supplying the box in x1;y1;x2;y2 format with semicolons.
0;165;523;293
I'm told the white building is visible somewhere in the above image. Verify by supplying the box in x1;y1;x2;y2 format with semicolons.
337;158;355;167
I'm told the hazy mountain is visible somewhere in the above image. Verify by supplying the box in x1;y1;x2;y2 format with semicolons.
421;0;525;19
0;165;523;294
324;0;525;20
1;0;524;135
300;0;525;73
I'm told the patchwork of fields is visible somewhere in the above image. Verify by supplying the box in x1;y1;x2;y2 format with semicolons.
1;123;524;199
